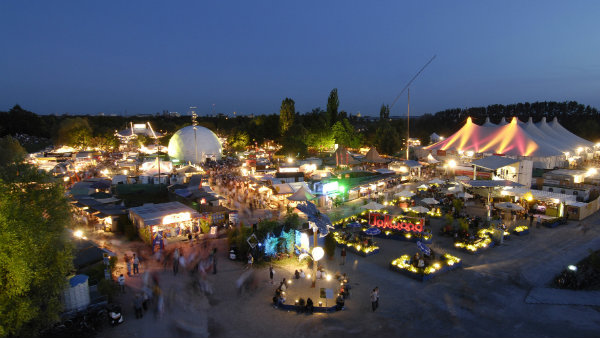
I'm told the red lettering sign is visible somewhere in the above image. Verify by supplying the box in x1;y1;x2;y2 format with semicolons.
369;213;423;233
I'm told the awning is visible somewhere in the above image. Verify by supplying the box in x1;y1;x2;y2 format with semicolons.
471;156;520;171
465;180;523;188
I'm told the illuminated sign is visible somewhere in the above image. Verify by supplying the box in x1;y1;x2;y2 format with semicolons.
369;213;424;233
322;181;339;195
162;212;191;225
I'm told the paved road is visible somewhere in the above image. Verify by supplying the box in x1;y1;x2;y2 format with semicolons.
96;209;600;338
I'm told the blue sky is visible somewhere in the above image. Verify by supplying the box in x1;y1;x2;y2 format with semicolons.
1;1;599;116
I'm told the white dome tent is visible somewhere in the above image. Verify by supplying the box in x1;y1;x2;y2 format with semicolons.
168;125;222;164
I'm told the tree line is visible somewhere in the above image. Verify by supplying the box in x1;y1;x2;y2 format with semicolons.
1;99;598;157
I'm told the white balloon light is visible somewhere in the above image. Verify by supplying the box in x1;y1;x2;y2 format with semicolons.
312;247;324;261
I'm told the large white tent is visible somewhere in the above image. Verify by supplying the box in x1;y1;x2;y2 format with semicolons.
425;116;592;169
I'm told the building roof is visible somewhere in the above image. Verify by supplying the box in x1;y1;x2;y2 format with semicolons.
471;156;520;171
129;201;201;223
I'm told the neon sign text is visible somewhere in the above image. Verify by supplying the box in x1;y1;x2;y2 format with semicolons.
369;213;423;233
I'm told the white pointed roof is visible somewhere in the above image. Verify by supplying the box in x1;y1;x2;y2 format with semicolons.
548;117;593;149
521;117;568;153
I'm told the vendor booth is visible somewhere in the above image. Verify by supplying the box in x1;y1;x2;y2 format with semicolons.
129;202;202;250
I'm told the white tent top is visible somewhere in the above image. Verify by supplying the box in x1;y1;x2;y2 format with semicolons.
457;192;473;199
426;116;591;158
428;178;445;185
361;201;385;210
426;154;440;164
287;186;315;201
411;206;430;213
421;197;439;205
395;190;415;198
417;184;429;190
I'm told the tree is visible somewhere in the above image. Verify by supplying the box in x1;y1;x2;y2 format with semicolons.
0;163;73;336
332;119;362;149
0;136;27;166
326;88;339;126
379;104;390;121
279;98;295;136
227;129;250;151
56;117;92;149
375;121;401;155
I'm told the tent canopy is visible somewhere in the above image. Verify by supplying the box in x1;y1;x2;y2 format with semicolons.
425;116;591;158
287;186;315;201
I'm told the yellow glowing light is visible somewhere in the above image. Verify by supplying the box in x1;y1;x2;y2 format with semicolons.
74;230;84;238
587;168;597;176
326;274;332;281
162;212;191;225
448;160;457;168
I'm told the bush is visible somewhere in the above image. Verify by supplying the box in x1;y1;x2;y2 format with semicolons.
458;218;469;232
200;219;210;234
98;279;117;302
324;232;337;258
444;214;454;226
138;226;151;244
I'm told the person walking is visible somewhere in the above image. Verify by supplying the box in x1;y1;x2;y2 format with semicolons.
118;274;126;293
134;293;143;319
374;286;380;310
173;248;180;275
125;254;132;276
133;253;140;275
529;213;534;227
370;288;377;312
269;265;274;284
340;247;347;265
536;214;542;229
211;248;218;274
247;252;254;269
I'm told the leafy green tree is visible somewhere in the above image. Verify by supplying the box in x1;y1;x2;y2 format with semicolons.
0;136;27;166
279;98;295;136
227;130;250;151
56;117;92;149
89;132;120;152
0;164;73;337
136;134;154;147
280;122;308;157
332;119;362;149
375;121;401;155
305;130;335;152
326;88;339;126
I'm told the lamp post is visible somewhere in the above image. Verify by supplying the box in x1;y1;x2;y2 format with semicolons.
309;222;324;288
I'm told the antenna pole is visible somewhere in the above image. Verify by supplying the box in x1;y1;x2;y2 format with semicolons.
406;88;410;160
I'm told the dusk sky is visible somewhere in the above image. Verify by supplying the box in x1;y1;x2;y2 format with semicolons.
1;1;599;117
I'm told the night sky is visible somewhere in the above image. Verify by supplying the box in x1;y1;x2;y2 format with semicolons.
1;1;599;116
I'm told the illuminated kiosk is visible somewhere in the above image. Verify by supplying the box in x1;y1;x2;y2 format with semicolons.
168;125;222;164
128;202;201;251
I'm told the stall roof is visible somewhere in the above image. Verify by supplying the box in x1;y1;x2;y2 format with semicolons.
506;187;576;202
402;160;422;168
129;201;201;224
471;156;520;171
465;180;523;188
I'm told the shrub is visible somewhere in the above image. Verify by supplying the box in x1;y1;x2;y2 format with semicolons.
324;232;337;258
